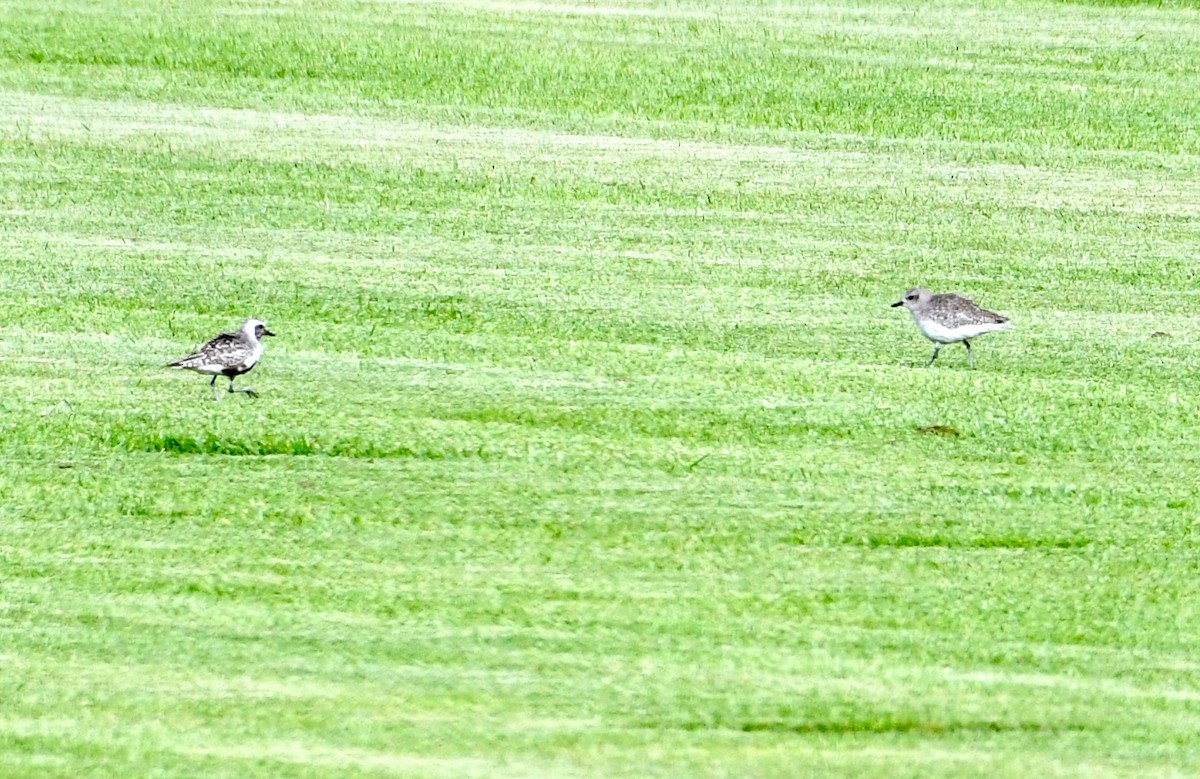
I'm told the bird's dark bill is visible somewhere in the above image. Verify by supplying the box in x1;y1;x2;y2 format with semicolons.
890;301;904;307
264;329;276;337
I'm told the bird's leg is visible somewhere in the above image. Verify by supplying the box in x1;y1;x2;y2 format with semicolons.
228;376;258;399
964;340;974;369
927;344;941;367
210;375;222;402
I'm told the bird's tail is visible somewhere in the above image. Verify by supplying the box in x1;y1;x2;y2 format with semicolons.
166;353;202;369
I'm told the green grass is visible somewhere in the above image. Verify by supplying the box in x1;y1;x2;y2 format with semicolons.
3;0;1200;776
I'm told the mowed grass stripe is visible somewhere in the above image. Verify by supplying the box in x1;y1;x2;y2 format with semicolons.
6;92;1200;212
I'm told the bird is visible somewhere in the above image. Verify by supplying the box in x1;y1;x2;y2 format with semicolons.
891;288;1011;368
167;318;276;399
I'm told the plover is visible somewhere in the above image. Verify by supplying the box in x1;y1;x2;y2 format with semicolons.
892;288;1011;368
167;318;276;399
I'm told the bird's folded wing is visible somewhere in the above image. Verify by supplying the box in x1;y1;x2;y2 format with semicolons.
171;332;251;368
943;302;1005;328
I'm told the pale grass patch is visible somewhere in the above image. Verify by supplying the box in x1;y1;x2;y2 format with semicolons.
8;91;1200;220
811;744;1179;779
363;0;716;21
183;742;532;777
945;669;1200;703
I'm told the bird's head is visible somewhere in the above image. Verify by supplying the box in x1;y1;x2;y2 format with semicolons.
892;287;930;310
243;318;276;340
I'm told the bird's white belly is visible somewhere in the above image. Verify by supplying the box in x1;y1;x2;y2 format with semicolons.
915;316;1003;344
237;345;263;372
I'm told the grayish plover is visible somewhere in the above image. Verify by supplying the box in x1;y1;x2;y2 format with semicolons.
168;318;276;399
892;288;1011;368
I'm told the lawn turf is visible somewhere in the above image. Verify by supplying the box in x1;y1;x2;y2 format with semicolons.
3;0;1200;776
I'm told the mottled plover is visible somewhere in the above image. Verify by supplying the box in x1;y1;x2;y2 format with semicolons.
892;288;1010;368
167;318;276;399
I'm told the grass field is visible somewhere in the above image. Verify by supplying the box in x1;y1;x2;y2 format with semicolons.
3;0;1200;776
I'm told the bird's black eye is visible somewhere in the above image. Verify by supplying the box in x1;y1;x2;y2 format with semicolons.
906;294;916;301
255;325;265;338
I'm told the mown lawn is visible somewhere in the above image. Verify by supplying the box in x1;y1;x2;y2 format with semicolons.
2;0;1200;776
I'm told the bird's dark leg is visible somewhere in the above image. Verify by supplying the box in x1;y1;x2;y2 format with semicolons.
228;375;258;399
927;344;941;367
964;340;974;369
